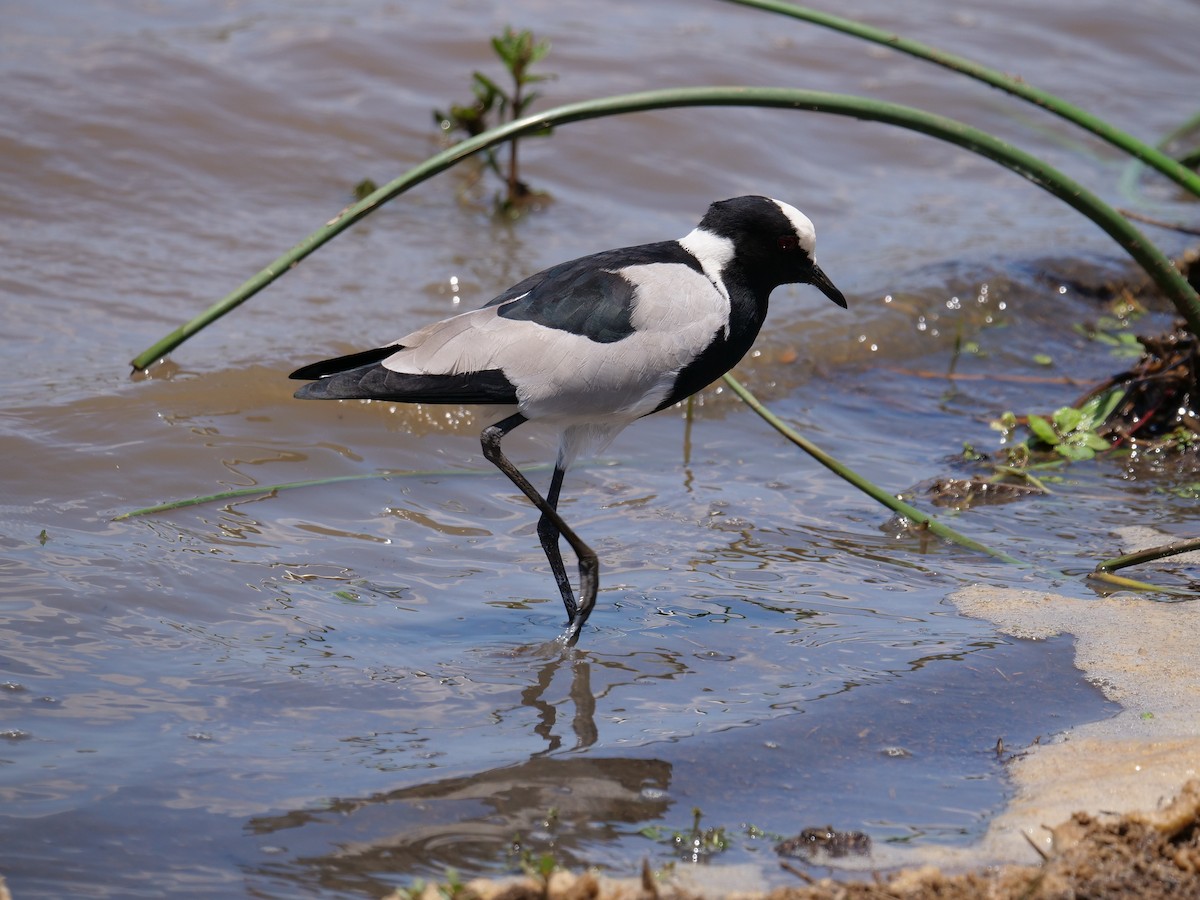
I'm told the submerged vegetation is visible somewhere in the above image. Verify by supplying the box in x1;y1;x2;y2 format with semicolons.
433;27;554;214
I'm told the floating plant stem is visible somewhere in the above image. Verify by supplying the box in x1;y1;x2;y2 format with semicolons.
721;373;1023;565
1097;536;1200;571
114;462;570;520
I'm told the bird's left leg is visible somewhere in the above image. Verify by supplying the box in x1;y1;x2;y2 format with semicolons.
481;413;598;644
537;462;577;619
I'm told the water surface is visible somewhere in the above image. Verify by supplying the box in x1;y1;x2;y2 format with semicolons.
2;0;1197;895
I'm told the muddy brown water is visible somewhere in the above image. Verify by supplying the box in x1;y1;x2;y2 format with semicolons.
2;0;1197;896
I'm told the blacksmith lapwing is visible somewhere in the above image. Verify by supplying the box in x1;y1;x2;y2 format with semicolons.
291;195;847;644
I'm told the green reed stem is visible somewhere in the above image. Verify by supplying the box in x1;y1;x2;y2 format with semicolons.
720;0;1200;199
113;461;569;520
721;373;1024;564
724;372;1197;597
1119;108;1200;201
130;86;1200;370
1095;537;1200;574
1088;570;1194;597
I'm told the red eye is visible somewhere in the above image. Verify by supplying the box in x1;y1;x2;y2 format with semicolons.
778;234;799;250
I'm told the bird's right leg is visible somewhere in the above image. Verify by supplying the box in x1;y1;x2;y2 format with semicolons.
537;462;577;619
481;413;598;644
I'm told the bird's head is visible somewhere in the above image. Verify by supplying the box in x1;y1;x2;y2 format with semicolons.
695;195;847;309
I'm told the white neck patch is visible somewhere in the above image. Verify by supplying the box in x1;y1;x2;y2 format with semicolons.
678;227;735;299
771;198;817;257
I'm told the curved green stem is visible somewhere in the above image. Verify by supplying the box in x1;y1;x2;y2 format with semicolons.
725;371;1196;597
1088;570;1195;597
721;373;1024;564
1096;537;1200;573
130;86;1200;370
1119;108;1200;201
720;0;1200;199
112;460;574;520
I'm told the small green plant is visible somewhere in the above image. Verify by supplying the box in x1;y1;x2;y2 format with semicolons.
434;27;554;214
519;850;558;883
507;807;562;884
638;807;731;863
352;177;378;201
995;387;1125;463
1072;301;1147;360
393;868;473;900
441;868;468;899
1074;323;1146;359
393;878;425;900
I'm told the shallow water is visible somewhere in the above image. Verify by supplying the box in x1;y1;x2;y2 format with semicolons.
2;0;1197;896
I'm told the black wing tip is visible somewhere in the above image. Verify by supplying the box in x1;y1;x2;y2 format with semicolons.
289;361;327;381
290;364;521;406
289;345;402;381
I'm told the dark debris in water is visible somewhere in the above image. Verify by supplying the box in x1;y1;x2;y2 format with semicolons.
1084;321;1199;446
1070;248;1200;449
774;825;872;861
926;477;1045;509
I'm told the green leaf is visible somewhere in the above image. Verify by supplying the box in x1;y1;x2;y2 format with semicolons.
1083;432;1112;451
472;72;504;104
1032;352;1053;366
515;90;542;116
352;178;378;201
1056;443;1095;461
1026;414;1060;446
1053;406;1083;434
1082;388;1125;429
491;34;514;65
991;411;1018;433
1113;332;1145;358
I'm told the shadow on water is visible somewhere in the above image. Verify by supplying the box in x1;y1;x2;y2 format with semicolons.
240;634;1116;896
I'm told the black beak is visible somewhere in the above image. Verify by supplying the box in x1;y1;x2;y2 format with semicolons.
809;262;848;309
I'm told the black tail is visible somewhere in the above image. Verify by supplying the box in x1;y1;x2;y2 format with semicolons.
291;358;520;406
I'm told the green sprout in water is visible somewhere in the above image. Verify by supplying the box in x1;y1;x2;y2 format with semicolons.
507;806;562;883
1072;294;1148;359
1073;319;1146;360
639;807;731;863
998;387;1126;463
434;27;554;214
